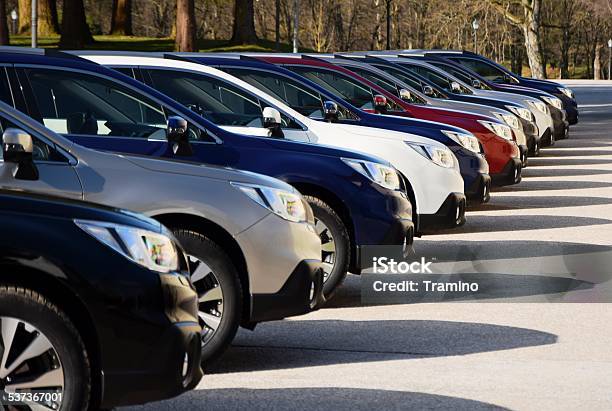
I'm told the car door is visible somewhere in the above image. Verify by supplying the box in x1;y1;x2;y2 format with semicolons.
140;67;312;143
16;66;170;157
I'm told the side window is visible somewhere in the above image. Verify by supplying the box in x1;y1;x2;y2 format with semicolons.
452;58;507;82
147;69;264;128
24;68;167;139
0;68;14;107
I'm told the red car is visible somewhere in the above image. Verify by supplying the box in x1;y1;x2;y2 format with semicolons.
259;55;522;186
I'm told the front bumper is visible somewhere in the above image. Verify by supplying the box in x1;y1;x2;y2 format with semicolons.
550;106;569;141
466;172;492;204
491;157;522;186
420;193;467;230
353;216;415;273
101;274;203;408
557;94;578;125
250;260;324;323
452;145;490;197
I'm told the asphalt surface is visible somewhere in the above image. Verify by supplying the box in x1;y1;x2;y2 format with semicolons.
123;85;612;411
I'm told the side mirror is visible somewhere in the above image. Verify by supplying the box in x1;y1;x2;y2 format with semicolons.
323;101;339;122
399;88;412;101
471;79;482;89
423;85;434;96
2;128;39;181
263;107;284;138
373;94;388;114
450;81;461;93
166;116;193;157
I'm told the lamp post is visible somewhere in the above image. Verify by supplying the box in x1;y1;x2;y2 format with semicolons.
10;10;17;36
472;19;479;54
292;0;299;53
608;39;612;80
31;0;37;48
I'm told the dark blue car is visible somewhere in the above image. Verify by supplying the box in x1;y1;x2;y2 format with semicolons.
421;51;578;125
169;54;490;205
0;48;414;298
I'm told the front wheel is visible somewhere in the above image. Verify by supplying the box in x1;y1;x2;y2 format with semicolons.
171;230;242;364
0;286;91;411
303;196;350;300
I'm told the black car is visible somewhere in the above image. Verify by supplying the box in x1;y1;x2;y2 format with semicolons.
0;191;203;409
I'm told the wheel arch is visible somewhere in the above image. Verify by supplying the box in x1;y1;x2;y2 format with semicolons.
151;213;251;325
288;182;357;269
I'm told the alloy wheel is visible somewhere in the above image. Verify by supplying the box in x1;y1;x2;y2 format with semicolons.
0;316;64;410
188;256;224;347
315;218;337;283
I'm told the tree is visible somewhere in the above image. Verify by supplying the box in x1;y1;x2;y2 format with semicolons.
488;0;546;79
230;0;258;44
16;0;59;36
175;0;196;51
0;0;8;45
59;0;94;49
110;0;133;36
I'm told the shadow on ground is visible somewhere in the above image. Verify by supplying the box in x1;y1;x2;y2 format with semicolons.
127;388;510;411
468;195;612;211
204;319;557;374
492;180;612;192
428;214;612;233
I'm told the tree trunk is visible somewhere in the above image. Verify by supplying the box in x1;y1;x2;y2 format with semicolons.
175;0;196;51
110;0;133;36
230;0;258;45
594;45;602;80
38;0;60;36
275;0;280;50
522;0;545;79
0;0;8;45
17;0;30;34
17;0;59;36
59;0;94;49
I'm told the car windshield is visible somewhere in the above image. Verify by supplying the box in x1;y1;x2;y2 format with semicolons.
373;64;447;99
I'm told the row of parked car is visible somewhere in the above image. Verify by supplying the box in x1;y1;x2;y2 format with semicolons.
0;47;577;410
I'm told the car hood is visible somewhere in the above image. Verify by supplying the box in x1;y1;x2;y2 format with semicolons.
121;153;296;192
317;122;447;147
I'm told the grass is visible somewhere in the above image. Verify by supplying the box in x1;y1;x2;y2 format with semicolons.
7;34;310;53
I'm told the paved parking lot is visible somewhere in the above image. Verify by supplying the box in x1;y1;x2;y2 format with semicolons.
124;85;612;411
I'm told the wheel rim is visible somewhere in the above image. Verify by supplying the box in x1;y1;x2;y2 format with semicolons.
0;317;64;410
314;218;337;283
188;256;224;347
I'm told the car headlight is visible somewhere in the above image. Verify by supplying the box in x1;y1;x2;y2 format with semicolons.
506;105;534;122
494;112;521;130
231;182;308;223
557;87;574;99
541;96;563;110
342;158;401;190
478;120;514;141
75;220;179;273
441;130;481;153
406;142;456;168
528;100;549;115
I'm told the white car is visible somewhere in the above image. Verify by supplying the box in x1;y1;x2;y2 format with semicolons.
78;53;469;232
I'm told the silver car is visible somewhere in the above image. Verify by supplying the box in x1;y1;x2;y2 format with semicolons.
0;101;324;362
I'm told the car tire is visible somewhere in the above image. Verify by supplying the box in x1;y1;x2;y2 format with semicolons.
303;196;350;300
172;230;242;364
0;285;91;411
